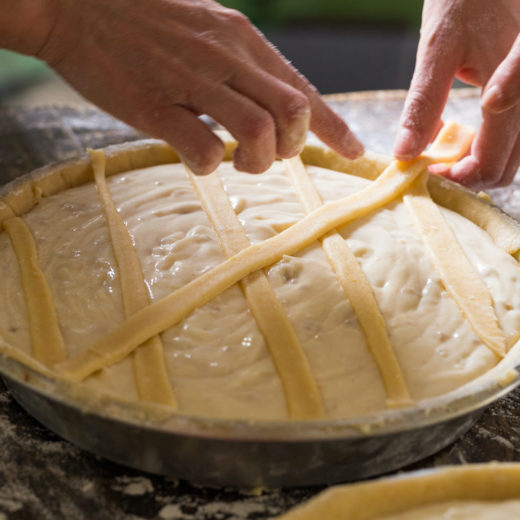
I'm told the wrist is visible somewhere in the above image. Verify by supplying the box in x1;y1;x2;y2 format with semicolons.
0;0;59;56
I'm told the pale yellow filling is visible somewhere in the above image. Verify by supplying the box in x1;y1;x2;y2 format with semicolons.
188;165;324;419
284;155;411;407
0;122;519;420
0;158;519;419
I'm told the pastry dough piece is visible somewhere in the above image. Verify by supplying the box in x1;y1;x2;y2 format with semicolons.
55;151;429;381
90;149;176;407
403;173;506;357
188;167;324;419
378;500;520;520
423;119;475;162
274;463;520;520
3;217;67;366
284;156;411;408
428;175;520;256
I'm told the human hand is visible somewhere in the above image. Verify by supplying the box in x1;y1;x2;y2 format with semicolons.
25;0;362;175
394;0;520;189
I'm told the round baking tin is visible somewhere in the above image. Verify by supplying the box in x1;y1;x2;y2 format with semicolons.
2;137;520;488
1;351;519;488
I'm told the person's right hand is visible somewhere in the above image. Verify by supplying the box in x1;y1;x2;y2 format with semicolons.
29;0;362;175
394;0;520;189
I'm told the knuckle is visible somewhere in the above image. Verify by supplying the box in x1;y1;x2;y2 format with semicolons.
219;7;251;30
405;89;437;118
188;144;224;175
400;88;438;133
283;93;311;125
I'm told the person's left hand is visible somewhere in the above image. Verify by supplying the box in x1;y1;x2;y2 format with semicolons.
30;0;363;175
394;0;520;190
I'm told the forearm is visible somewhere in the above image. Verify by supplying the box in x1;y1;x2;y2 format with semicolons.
0;0;57;56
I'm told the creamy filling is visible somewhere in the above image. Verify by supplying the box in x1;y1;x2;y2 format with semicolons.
1;161;520;419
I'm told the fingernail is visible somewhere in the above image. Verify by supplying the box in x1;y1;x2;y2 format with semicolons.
393;127;420;160
182;156;210;176
481;85;508;113
287;128;308;156
341;134;364;159
450;157;482;188
428;163;450;176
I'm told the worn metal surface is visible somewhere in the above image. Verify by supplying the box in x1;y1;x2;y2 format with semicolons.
1;92;520;519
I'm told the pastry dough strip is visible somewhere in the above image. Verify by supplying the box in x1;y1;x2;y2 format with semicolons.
56;155;430;381
3;217;67;366
403;172;506;357
90;149;177;407
284;156;412;407
188;168;325;419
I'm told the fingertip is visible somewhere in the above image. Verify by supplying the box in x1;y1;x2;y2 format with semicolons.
481;85;514;114
232;144;272;174
427;163;450;176
276;98;311;159
308;99;364;158
446;156;483;188
181;138;226;176
393;126;423;161
345;135;365;159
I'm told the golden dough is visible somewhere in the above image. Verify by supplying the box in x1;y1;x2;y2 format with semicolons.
3;217;67;366
284;155;411;407
90;149;176;407
403;173;506;357
274;463;520;520
55;152;430;382
188;166;324;419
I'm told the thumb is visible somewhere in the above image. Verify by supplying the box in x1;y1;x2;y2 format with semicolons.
394;31;460;160
481;34;520;114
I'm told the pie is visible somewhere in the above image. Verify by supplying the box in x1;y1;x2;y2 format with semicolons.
274;463;520;519
1;122;520;422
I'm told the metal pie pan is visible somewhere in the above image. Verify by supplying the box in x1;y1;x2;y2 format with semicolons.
2;138;520;488
1;347;519;488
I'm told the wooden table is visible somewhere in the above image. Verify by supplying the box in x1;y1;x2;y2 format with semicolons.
1;91;520;519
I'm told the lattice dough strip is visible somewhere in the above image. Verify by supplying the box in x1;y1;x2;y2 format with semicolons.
90;149;176;407
3;217;67;366
188;168;325;419
56;153;429;381
284;156;412;407
403;172;506;358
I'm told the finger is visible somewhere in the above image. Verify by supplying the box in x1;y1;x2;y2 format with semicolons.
447;107;520;188
498;130;520;187
309;93;364;159
481;34;520;114
149;105;226;175
52;40;226;176
228;66;311;158
243;30;364;158
393;33;460;160
189;80;277;173
442;156;482;189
